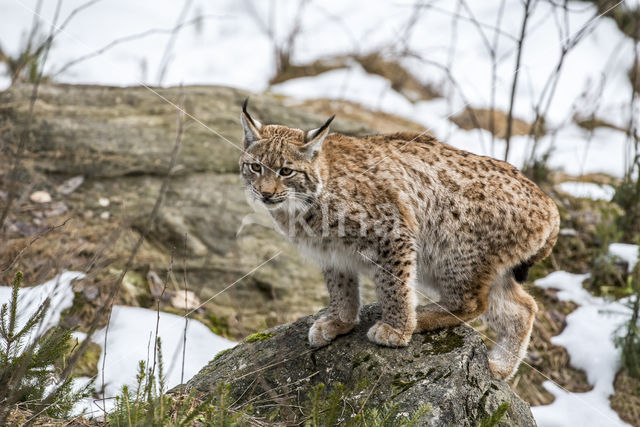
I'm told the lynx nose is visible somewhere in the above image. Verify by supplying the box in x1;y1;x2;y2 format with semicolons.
261;190;274;199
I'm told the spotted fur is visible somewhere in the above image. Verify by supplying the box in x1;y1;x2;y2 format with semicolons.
238;102;559;379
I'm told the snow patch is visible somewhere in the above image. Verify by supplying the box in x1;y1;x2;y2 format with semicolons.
609;243;639;273
272;65;416;120
79;305;235;415
532;271;631;427
556;182;615;201
0;271;85;343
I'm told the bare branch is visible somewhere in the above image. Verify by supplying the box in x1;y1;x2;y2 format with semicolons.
52;15;222;78
0;0;63;231
504;0;534;162
156;0;194;85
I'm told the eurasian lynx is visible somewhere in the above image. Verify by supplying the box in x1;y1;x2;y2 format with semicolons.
239;100;559;379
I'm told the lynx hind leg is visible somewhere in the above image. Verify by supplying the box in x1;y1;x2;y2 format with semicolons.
480;272;538;380
415;271;492;332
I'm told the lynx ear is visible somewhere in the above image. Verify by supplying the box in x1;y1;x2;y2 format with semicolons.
241;98;262;149
300;115;335;160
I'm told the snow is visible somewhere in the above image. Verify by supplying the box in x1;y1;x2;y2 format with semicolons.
79;305;236;415
623;0;640;9
0;271;85;344
539;126;634;178
532;271;631;427
0;272;235;417
273;64;416;120
0;0;637;177
609;243;640;272
556;181;616;201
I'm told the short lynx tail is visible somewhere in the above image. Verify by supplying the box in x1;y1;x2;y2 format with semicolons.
511;260;533;283
512;209;560;283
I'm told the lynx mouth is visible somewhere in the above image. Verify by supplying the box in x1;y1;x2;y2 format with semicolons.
262;197;286;206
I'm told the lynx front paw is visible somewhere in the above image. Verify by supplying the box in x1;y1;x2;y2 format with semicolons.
367;321;411;347
308;316;355;347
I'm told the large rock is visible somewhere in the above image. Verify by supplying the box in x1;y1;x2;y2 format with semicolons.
0;84;370;177
183;304;536;426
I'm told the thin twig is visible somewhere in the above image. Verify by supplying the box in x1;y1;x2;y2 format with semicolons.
0;0;62;231
52;15;221;78
156;0;194;85
148;246;173;401
1;216;73;273
503;0;533;162
181;233;188;385
8;0;45;84
489;0;506;155
355;372;384;423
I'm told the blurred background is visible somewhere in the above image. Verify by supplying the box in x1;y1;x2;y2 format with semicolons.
0;0;639;425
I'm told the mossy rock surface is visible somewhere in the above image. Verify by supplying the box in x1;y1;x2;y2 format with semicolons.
183;303;536;426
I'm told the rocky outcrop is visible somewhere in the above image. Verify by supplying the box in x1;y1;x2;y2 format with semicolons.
0;84;370;177
183;304;536;426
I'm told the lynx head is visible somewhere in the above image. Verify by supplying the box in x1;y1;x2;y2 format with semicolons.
239;99;334;209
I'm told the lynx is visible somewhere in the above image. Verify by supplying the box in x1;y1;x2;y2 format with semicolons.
238;99;559;379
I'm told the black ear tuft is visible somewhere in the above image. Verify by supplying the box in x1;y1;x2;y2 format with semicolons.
318;115;335;135
300;114;335;159
305;115;335;143
240;97;262;148
242;97;258;127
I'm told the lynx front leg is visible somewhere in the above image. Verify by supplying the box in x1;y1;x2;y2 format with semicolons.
367;237;417;347
308;269;360;347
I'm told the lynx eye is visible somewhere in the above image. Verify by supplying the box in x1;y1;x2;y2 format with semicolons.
249;163;262;173
278;167;295;177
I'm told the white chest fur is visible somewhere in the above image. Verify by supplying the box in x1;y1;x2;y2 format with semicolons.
296;239;376;275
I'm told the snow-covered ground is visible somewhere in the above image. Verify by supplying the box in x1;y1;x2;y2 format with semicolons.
532;271;631;427
610;243;640;272
0;271;84;343
531;243;639;427
1;0;638;177
77;305;235;416
556;181;616;201
0;272;235;417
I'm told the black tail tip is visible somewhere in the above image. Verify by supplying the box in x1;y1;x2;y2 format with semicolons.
512;261;532;283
